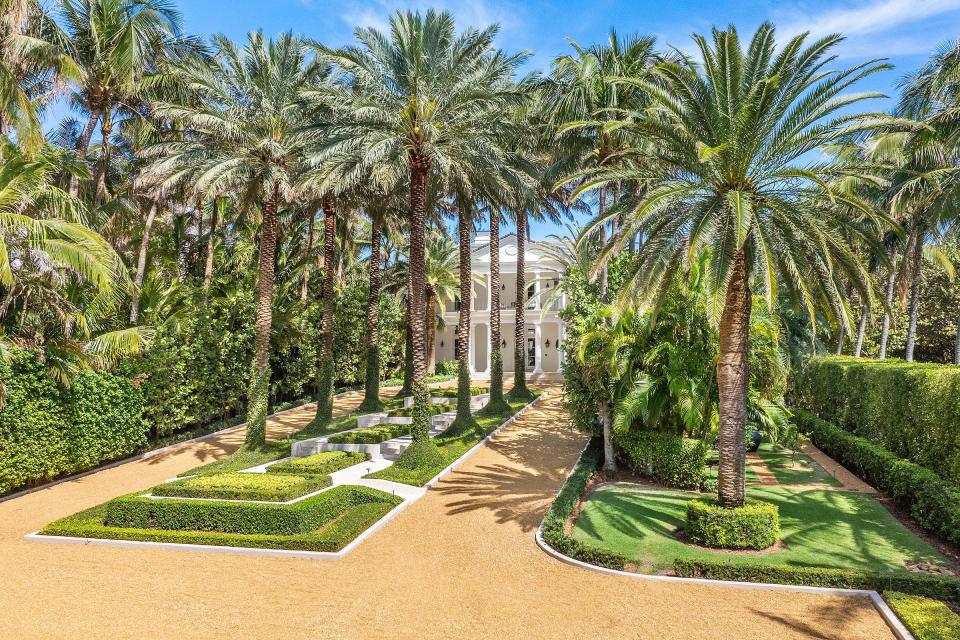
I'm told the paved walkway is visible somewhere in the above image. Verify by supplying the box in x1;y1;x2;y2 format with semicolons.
0;388;894;639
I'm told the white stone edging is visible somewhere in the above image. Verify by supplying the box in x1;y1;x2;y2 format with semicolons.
532;444;915;640
25;392;545;561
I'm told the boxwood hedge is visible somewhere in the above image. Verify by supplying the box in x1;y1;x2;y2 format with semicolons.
151;472;331;502
793;356;960;483
686;498;780;550
267;451;367;476
612;429;708;489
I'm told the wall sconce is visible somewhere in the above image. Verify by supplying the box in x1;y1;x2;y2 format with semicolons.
545;339;551;348
501;339;507;349
440;341;444;348
501;284;506;290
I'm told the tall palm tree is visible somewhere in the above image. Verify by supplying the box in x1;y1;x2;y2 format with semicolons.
59;0;189;200
309;10;528;465
141;32;324;447
564;24;895;507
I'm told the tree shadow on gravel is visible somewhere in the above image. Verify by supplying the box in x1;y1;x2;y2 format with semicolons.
751;598;884;640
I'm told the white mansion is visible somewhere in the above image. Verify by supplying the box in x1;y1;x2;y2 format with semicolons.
433;232;566;379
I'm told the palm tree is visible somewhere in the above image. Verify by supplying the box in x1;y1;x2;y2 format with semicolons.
141;32;324;447
310;10;528;465
481;207;511;414
564;24;895;507
59;0;189;200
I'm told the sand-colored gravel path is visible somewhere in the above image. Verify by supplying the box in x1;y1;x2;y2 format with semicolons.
0;387;895;639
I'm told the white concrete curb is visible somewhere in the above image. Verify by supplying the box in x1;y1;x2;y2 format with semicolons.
532;444;915;640
26;392;545;561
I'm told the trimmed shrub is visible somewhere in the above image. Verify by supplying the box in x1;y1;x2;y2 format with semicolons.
795;409;960;546
674;559;960;603
431;387;489;398
105;485;384;535
0;349;148;497
686;498;780;550
267;451;367;476
390;403;454;418
328;423;410;444
613;429;707;489
540;439;629;570
885;591;960;639
151;472;331;501
793;356;960;482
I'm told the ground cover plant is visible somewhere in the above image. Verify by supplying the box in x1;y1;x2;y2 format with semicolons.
267;451;367;476
884;591;960;639
41;486;401;552
570;484;949;574
152;472;331;502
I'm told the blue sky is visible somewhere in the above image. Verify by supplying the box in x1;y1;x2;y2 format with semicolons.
57;0;960;238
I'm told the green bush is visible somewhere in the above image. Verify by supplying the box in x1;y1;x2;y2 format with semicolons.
431;387;488;398
328;423;410;444
674;559;960;602
105;485;384;535
433;361;460;376
795;409;960;546
389;402;454;418
43;490;400;552
267;451;367;476
885;591;960;639
685;498;780;550
613;429;707;489
540;439;629;570
0;349;148;497
793;356;960;482
151;472;330;501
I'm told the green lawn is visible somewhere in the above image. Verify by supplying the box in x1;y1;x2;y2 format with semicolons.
571;484;949;574
761;450;842;487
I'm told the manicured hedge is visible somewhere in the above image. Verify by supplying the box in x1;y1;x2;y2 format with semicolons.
105;485;381;535
540;439;629;570
390;403;454;418
151;472;331;501
430;387;489;398
267;451;367;476
328;423;410;444
0;349;148;497
794;409;960;546
885;591;960;639
612;429;707;489
794;356;960;482
674;559;960;602
686;498;780;550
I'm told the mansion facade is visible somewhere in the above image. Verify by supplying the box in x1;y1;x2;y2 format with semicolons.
433;232;566;379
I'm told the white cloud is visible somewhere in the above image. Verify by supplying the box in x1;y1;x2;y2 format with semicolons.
340;0;523;35
780;0;960;42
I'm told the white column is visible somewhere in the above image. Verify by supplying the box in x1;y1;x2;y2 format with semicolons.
558;323;565;367
534;323;543;374
468;323;476;374
533;270;541;310
481;321;490;373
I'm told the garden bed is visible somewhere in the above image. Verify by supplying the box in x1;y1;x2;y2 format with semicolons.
267;451;367;476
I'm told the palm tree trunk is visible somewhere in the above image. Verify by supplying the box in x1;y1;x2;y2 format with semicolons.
716;247;752;508
598;187;608;301
130;199;159;325
834;324;845;355
359;212;384;412
954;313;960;365
244;182;280;447
300;210;315;303
484;211;508;413
203;198;219;291
312;198;337;425
509;210;531;399
93;109;112;207
69;108;100;198
905;236;923;363
425;286;437;375
854;304;868;357
454;199;474;427
879;249;897;359
397;291;413;398
407;155;432;444
599;400;616;472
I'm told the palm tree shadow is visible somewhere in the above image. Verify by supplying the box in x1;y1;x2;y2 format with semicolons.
750;598;881;640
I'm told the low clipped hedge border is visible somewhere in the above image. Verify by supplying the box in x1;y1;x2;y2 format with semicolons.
885;591;960;639
430;387;489;398
686;498;780;550
793;356;960;483
794;409;960;546
151;472;331;502
540;438;629;570
105;485;381;535
390;403;454;418
267;451;367;476
613;429;708;489
675;559;960;603
329;423;410;444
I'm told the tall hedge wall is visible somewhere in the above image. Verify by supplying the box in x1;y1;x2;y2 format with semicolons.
0;349;148;496
793;356;960;483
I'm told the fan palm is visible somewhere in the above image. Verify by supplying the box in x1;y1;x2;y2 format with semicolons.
307;9;528;458
564;23;898;507
140;32;325;446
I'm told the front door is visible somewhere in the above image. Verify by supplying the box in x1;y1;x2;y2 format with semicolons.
526;327;535;370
